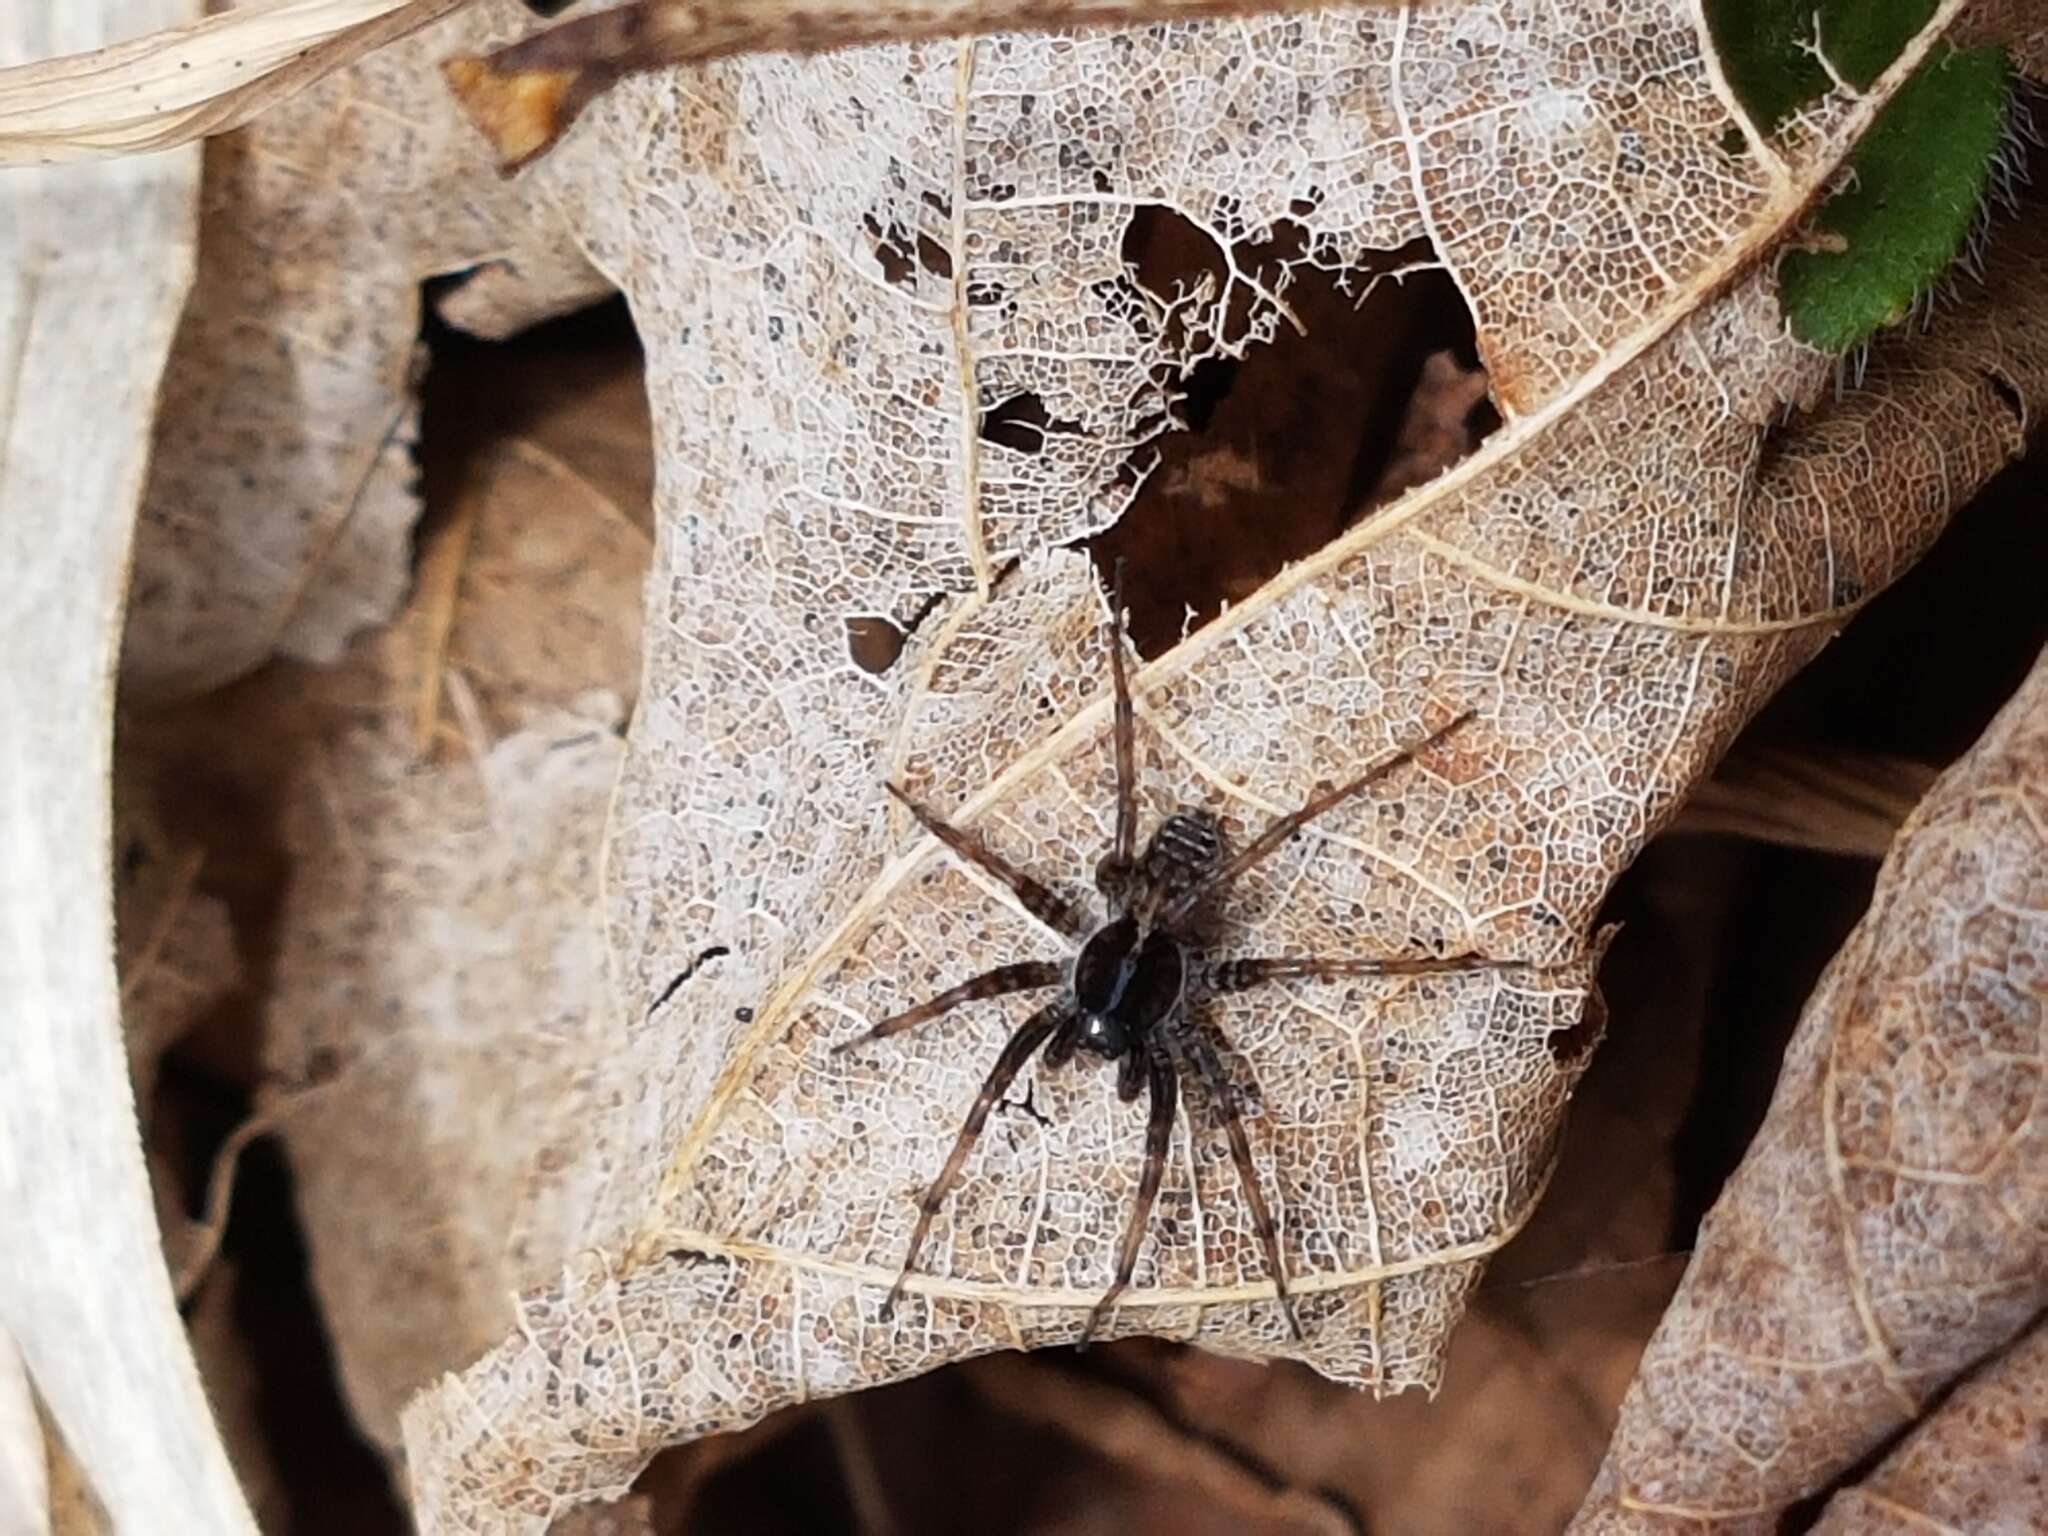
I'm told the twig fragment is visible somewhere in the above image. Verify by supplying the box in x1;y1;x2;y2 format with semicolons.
442;0;1396;172
1672;743;1936;858
0;0;474;164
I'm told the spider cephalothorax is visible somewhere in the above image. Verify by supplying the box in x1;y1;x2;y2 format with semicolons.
836;570;1485;1342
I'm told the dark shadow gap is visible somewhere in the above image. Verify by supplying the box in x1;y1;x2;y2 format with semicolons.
1085;207;1494;655
158;1058;407;1536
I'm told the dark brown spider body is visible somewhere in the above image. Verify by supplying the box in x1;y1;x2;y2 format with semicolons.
836;567;1479;1346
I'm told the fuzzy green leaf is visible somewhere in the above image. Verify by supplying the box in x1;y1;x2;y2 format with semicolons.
1779;46;2010;352
1707;0;1937;134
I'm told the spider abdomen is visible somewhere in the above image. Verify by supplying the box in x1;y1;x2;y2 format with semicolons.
1141;809;1223;904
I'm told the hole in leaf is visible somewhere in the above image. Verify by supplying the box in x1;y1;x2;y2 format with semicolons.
1548;986;1607;1065
979;391;1083;455
846;615;907;674
844;589;943;675
916;233;954;282
863;215;917;287
1090;209;1494;655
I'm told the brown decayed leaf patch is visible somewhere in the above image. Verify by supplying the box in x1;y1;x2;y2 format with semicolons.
1573;636;2048;1530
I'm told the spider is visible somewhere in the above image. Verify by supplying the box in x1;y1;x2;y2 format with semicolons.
835;569;1488;1343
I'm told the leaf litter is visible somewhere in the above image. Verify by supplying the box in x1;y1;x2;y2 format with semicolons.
383;2;2048;1526
1572;624;2048;1531
4;0;2048;1531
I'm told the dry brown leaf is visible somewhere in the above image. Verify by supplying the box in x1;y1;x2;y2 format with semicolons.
964;1352;1357;1536
0;6;255;1531
1369;349;1492;504
271;705;629;1448
1670;745;1939;859
434;248;618;340
1810;1322;2048;1535
109;777;250;1296
180;1263;290;1532
189;330;656;1457
392;3;2046;1526
1571;639;2048;1532
37;1418;111;1536
113;781;241;1115
122;0;612;701
543;1495;658;1536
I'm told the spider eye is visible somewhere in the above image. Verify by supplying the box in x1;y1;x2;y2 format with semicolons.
1076;1012;1128;1057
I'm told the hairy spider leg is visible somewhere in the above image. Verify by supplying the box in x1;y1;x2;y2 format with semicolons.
1208;953;1494;993
1080;1038;1178;1348
1164;1020;1304;1341
886;781;1087;939
881;1000;1069;1320
1101;558;1140;896
1164;710;1477;926
832;960;1064;1054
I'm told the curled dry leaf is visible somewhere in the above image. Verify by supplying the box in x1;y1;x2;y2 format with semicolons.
1571;637;2048;1532
397;3;2045;1527
1810;1322;2048;1535
122;0;613;701
0;0;475;163
0;5;256;1530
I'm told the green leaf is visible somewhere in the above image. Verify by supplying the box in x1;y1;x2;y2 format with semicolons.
1778;46;2011;352
1706;0;1937;134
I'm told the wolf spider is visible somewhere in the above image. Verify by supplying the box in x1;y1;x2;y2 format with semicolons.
836;571;1488;1343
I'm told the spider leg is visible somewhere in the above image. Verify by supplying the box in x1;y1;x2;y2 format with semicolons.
1115;1042;1147;1102
882;1001;1068;1321
887;782;1086;939
1166;1021;1303;1341
1042;1012;1081;1070
1097;557;1140;900
1080;1039;1177;1348
1209;953;1490;995
1164;710;1477;925
832;960;1063;1054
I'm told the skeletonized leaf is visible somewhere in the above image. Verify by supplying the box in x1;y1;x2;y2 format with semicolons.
401;2;2045;1526
1571;633;2048;1531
